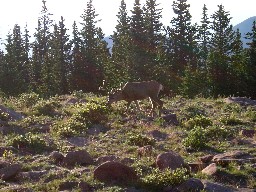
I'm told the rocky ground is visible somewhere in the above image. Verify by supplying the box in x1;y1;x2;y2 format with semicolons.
0;93;255;191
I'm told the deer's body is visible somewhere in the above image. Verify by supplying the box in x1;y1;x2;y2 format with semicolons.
108;80;163;116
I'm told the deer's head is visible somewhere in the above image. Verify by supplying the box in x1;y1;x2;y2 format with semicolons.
107;89;124;105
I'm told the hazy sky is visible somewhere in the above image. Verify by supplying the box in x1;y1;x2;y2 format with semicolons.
0;0;255;40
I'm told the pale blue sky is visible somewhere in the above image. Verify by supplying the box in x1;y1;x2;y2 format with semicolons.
0;0;255;40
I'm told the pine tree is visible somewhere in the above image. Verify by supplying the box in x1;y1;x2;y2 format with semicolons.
198;4;211;68
130;0;147;80
208;4;236;96
49;16;71;94
80;0;108;92
168;0;197;74
245;20;256;98
31;0;54;96
70;21;85;91
2;25;29;95
143;0;163;80
111;0;131;86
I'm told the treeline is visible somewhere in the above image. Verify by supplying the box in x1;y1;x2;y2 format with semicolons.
0;0;255;98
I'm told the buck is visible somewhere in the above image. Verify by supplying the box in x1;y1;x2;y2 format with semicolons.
108;80;164;116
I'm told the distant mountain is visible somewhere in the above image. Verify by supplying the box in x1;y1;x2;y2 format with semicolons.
103;36;113;53
233;16;256;48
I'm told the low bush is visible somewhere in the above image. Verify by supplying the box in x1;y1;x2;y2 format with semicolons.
127;133;155;147
184;115;212;130
141;168;189;191
183;126;207;150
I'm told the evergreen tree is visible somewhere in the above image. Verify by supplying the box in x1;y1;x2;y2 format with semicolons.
198;4;211;68
2;25;29;95
244;20;256;98
168;0;197;74
31;0;54;96
70;21;85;91
50;16;71;94
80;0;108;92
111;0;131;86
129;0;147;80
208;4;236;96
143;0;163;80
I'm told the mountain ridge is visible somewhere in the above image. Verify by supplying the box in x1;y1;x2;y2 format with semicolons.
233;16;256;47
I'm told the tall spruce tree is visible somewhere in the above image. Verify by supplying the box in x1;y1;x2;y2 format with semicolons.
80;0;107;92
198;4;211;68
70;21;85;91
129;0;147;80
111;0;131;86
168;0;197;74
2;25;29;95
32;0;54;96
143;0;163;80
208;4;236;96
245;20;256;98
49;16;71;95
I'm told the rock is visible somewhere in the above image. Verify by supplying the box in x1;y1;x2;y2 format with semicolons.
147;130;168;140
0;163;21;181
0;105;24;121
87;124;108;135
120;158;135;165
224;97;256;106
162;114;179;125
199;154;214;163
188;162;208;172
59;181;78;191
201;163;218;176
137;145;153;158
67;137;88;147
156;151;185;171
176;178;204;192
49;151;64;164
202;180;237;192
0;126;25;135
78;181;93;192
96;155;120;165
63;149;94;167
18;170;48;182
212;151;252;165
94;161;138;184
239;129;255;138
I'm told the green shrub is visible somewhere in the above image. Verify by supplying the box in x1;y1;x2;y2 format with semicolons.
182;105;206;119
127;133;155;147
32;100;60;117
205;125;236;140
6;132;49;153
17;92;41;108
142;168;189;191
245;107;256;122
51;102;108;137
220;114;243;126
184;115;212;130
51;116;87;138
183;126;207;150
222;103;242;113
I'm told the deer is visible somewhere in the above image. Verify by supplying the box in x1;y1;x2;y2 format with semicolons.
107;80;164;116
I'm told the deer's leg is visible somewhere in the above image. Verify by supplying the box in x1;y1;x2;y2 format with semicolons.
126;101;132;112
151;97;163;116
135;100;141;111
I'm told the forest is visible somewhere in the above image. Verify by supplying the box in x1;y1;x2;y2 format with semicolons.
0;0;255;98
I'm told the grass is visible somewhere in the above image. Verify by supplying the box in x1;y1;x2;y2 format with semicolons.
0;93;255;191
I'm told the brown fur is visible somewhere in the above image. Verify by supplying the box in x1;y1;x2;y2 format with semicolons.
108;80;163;116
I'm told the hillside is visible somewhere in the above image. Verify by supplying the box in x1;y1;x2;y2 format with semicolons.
0;93;256;191
233;16;256;48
